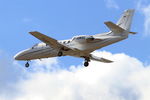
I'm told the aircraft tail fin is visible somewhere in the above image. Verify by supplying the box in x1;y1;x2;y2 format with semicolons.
116;9;135;31
104;9;135;35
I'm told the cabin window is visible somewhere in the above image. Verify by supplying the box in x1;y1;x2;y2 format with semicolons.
76;36;85;40
63;41;66;44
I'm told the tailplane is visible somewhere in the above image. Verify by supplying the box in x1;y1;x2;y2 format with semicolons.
104;21;125;33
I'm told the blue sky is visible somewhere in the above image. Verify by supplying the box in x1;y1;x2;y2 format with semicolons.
1;0;150;100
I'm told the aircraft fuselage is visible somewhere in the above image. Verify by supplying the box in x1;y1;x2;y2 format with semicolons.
14;33;127;60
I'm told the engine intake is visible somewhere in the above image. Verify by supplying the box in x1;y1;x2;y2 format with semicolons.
86;36;95;41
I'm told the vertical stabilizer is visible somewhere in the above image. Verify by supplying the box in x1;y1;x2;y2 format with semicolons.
116;9;135;31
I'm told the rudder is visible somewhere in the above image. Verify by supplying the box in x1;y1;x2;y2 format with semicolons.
116;9;135;31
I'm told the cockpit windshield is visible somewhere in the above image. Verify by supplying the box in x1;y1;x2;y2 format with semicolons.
31;43;46;49
72;35;86;40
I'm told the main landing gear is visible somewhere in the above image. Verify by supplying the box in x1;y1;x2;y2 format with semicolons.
84;58;90;67
58;51;63;57
25;61;30;68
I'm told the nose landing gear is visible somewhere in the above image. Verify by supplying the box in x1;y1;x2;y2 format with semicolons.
58;51;63;57
25;62;30;68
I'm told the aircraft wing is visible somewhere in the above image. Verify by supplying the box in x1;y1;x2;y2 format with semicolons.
29;31;72;50
89;54;113;63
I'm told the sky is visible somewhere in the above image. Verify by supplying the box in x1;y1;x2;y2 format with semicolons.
0;0;150;100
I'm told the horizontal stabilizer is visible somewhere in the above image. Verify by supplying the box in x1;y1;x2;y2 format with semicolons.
129;31;137;34
104;21;125;33
90;54;113;63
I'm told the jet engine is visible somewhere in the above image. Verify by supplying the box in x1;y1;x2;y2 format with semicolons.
85;36;95;42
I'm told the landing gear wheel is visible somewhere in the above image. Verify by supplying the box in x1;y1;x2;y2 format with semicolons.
83;57;90;67
25;62;29;68
58;51;63;57
84;61;89;67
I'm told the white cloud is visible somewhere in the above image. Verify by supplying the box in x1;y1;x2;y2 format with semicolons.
136;0;150;36
0;51;150;100
105;0;119;9
31;58;59;72
0;52;27;100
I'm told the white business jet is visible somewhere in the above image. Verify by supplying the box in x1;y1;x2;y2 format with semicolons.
14;9;136;67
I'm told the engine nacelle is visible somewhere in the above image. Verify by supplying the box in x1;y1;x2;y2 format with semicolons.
73;35;95;43
85;36;95;42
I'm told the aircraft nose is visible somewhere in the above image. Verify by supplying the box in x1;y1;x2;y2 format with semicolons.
14;49;29;60
14;53;23;60
14;55;19;60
